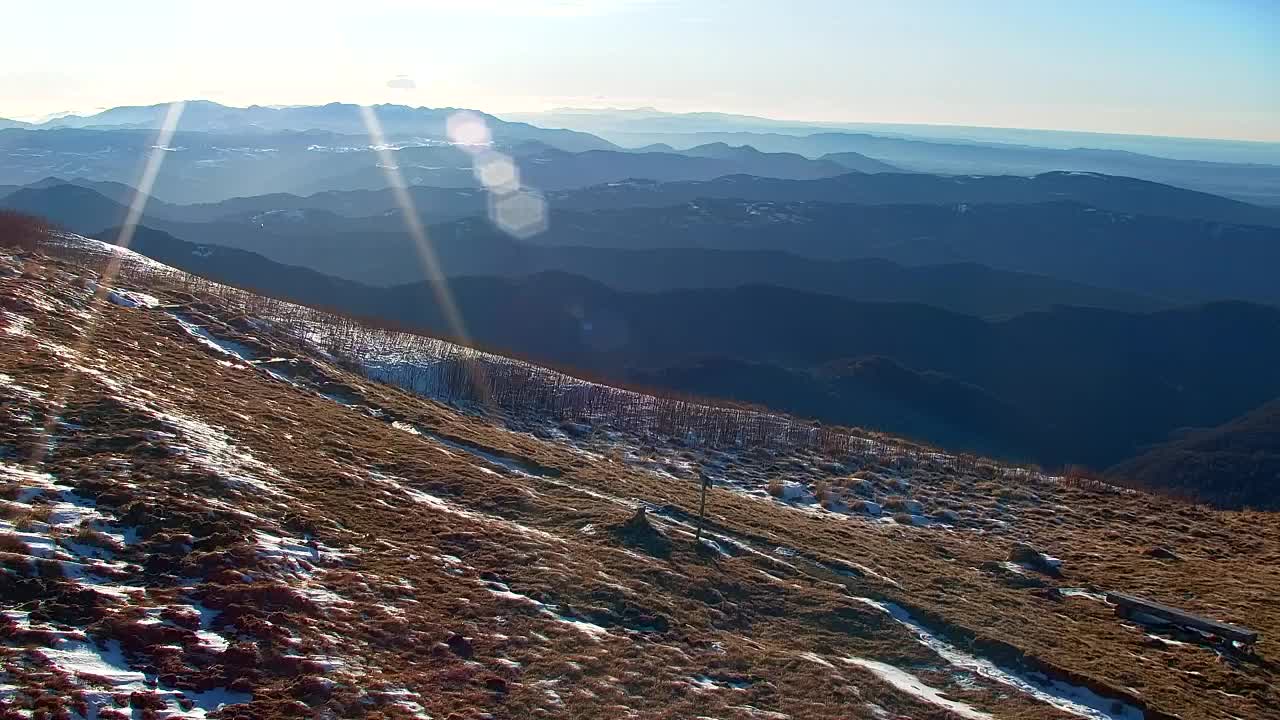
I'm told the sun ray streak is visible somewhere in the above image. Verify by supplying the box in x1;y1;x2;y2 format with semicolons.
357;105;498;406
358;105;471;345
29;101;186;466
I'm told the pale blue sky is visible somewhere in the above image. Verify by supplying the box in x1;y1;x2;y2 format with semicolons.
3;0;1276;140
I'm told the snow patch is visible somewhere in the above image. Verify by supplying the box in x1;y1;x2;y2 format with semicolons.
843;656;991;719
107;288;161;309
855;598;1143;720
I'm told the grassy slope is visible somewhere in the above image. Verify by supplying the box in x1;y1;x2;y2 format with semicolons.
1;249;1277;719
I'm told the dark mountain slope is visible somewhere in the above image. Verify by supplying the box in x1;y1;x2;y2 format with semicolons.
95;225;375;306
441;200;1276;306
1108;398;1280;509
546;172;1280;227
2;185;133;235
4;184;1169;317
320;271;1280;469
632;356;1038;459
679;142;881;176
169;222;1169;317
61;225;1280;471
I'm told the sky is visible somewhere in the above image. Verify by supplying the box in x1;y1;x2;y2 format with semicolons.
2;0;1277;141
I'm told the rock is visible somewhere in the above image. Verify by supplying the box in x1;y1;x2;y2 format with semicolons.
1034;587;1065;602
979;560;1047;588
1008;543;1063;576
849;478;877;497
854;500;882;516
446;633;474;659
777;482;812;502
291;675;334;704
1144;546;1180;560
932;509;960;523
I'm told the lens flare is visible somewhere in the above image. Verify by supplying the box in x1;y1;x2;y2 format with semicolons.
446;111;549;239
490;189;549;238
446;111;493;148
359;104;472;346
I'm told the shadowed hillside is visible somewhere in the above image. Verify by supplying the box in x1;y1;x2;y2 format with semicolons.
1109;398;1280;509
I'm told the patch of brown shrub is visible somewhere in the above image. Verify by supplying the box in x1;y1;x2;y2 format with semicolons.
0;211;51;251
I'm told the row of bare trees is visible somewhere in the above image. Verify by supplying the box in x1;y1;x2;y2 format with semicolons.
32;232;1124;492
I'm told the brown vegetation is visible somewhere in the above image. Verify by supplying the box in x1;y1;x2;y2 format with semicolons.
1;242;1277;720
0;211;51;251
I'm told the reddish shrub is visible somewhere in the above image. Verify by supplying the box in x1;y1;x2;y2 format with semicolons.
0;211;50;251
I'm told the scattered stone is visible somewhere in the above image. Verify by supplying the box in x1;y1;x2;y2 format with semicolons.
851;500;882;516
1144;546;1181;561
932;509;961;523
446;633;474;659
979;560;1047;588
291;676;334;704
849;478;877;497
1008;543;1063;576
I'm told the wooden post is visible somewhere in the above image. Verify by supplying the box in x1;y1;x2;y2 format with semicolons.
695;472;712;544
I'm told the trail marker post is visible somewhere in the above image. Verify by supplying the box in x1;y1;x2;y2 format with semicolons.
696;471;712;545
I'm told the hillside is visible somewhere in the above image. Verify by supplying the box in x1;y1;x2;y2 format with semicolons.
52;170;1265;227
34;226;1280;472
3;231;1279;719
1109;399;1280;509
0;183;1171;318
496;201;1280;306
10;182;1279;308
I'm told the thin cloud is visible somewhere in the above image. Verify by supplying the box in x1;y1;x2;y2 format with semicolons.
386;75;416;90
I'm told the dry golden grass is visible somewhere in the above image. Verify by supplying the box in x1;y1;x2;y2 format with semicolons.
1;248;1278;720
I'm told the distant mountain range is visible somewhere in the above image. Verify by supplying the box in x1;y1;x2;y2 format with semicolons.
5;100;1278;206
595;131;1280;206
677;141;900;174
9;169;1273;227
503;107;1280;165
10;100;612;151
6;101;1278;485
0;181;1164;318
9;179;1277;310
534;172;1280;226
0;129;871;203
72;223;1280;472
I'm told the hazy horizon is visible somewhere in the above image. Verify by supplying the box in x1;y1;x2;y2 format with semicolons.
10;98;1280;148
3;0;1276;142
